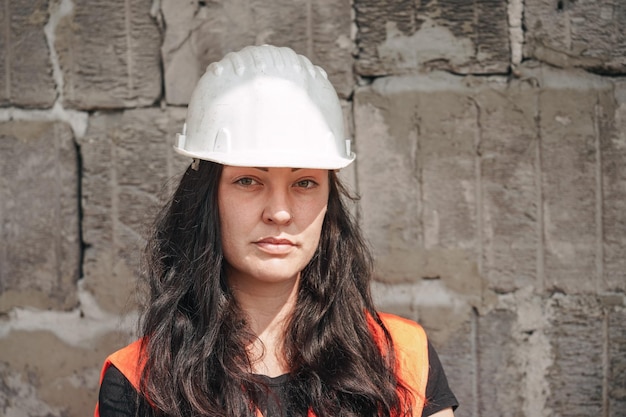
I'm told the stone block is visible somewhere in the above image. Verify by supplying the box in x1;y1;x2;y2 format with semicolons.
476;309;524;417
602;79;626;292
161;0;353;104
547;296;604;416
353;74;493;313
78;107;189;313
417;80;479;256
0;330;131;417
55;0;161;109
354;0;510;77
535;67;614;293
0;121;79;312
0;0;56;108
524;0;626;73
609;308;626;417
353;75;422;282
477;80;539;293
354;72;482;287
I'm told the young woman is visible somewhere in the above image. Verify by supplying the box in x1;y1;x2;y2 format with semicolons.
95;45;458;417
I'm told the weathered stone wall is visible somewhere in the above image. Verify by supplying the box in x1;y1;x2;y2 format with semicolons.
1;0;624;416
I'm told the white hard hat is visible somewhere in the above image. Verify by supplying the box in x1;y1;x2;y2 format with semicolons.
174;45;355;169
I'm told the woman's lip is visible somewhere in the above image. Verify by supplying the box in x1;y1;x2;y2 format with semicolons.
254;237;296;254
255;237;295;245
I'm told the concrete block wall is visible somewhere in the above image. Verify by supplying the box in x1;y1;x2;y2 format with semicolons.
0;0;624;416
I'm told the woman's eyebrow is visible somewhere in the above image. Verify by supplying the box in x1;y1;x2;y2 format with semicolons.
252;167;302;172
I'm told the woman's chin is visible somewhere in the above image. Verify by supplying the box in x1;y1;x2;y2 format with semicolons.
227;264;302;288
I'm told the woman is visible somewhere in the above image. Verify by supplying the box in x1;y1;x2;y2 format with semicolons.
95;45;458;417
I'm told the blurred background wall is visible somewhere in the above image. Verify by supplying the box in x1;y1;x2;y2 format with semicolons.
0;0;625;416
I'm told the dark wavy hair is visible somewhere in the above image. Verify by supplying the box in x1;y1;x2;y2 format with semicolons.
138;160;413;416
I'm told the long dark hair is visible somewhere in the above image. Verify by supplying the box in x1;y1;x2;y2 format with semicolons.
138;160;413;416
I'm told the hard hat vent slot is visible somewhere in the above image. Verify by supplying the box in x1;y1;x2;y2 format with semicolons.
176;133;186;149
271;47;285;69
304;61;317;78
228;52;246;76
251;49;266;70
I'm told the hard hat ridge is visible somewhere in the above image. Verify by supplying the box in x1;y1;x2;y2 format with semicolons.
212;45;324;80
175;44;356;169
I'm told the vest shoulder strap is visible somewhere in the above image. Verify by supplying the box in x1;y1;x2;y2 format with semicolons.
98;338;144;390
94;338;144;417
372;312;430;416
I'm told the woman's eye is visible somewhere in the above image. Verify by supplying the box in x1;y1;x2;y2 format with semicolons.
295;179;317;189
235;177;257;186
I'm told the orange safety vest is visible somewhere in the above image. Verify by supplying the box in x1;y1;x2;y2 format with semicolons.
95;312;429;417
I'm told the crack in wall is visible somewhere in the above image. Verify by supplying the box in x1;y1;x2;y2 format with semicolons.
471;308;479;417
3;0;10;101
594;99;605;294
44;0;72;107
124;0;134;95
602;310;609;417
471;97;484;280
535;89;545;291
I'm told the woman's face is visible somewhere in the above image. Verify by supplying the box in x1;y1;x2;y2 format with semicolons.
218;166;329;289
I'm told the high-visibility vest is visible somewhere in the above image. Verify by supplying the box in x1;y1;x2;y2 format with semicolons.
95;312;429;417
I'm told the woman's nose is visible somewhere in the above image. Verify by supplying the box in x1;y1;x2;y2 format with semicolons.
262;189;292;225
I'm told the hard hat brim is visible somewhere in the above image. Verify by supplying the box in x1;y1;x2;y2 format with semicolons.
173;146;356;170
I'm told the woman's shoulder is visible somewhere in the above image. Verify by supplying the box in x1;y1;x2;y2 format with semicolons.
99;338;145;391
105;339;144;371
376;312;426;334
370;312;429;355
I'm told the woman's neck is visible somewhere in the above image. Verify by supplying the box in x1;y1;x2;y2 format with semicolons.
229;275;300;377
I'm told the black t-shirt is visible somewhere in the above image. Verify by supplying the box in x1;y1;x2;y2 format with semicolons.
99;340;458;417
